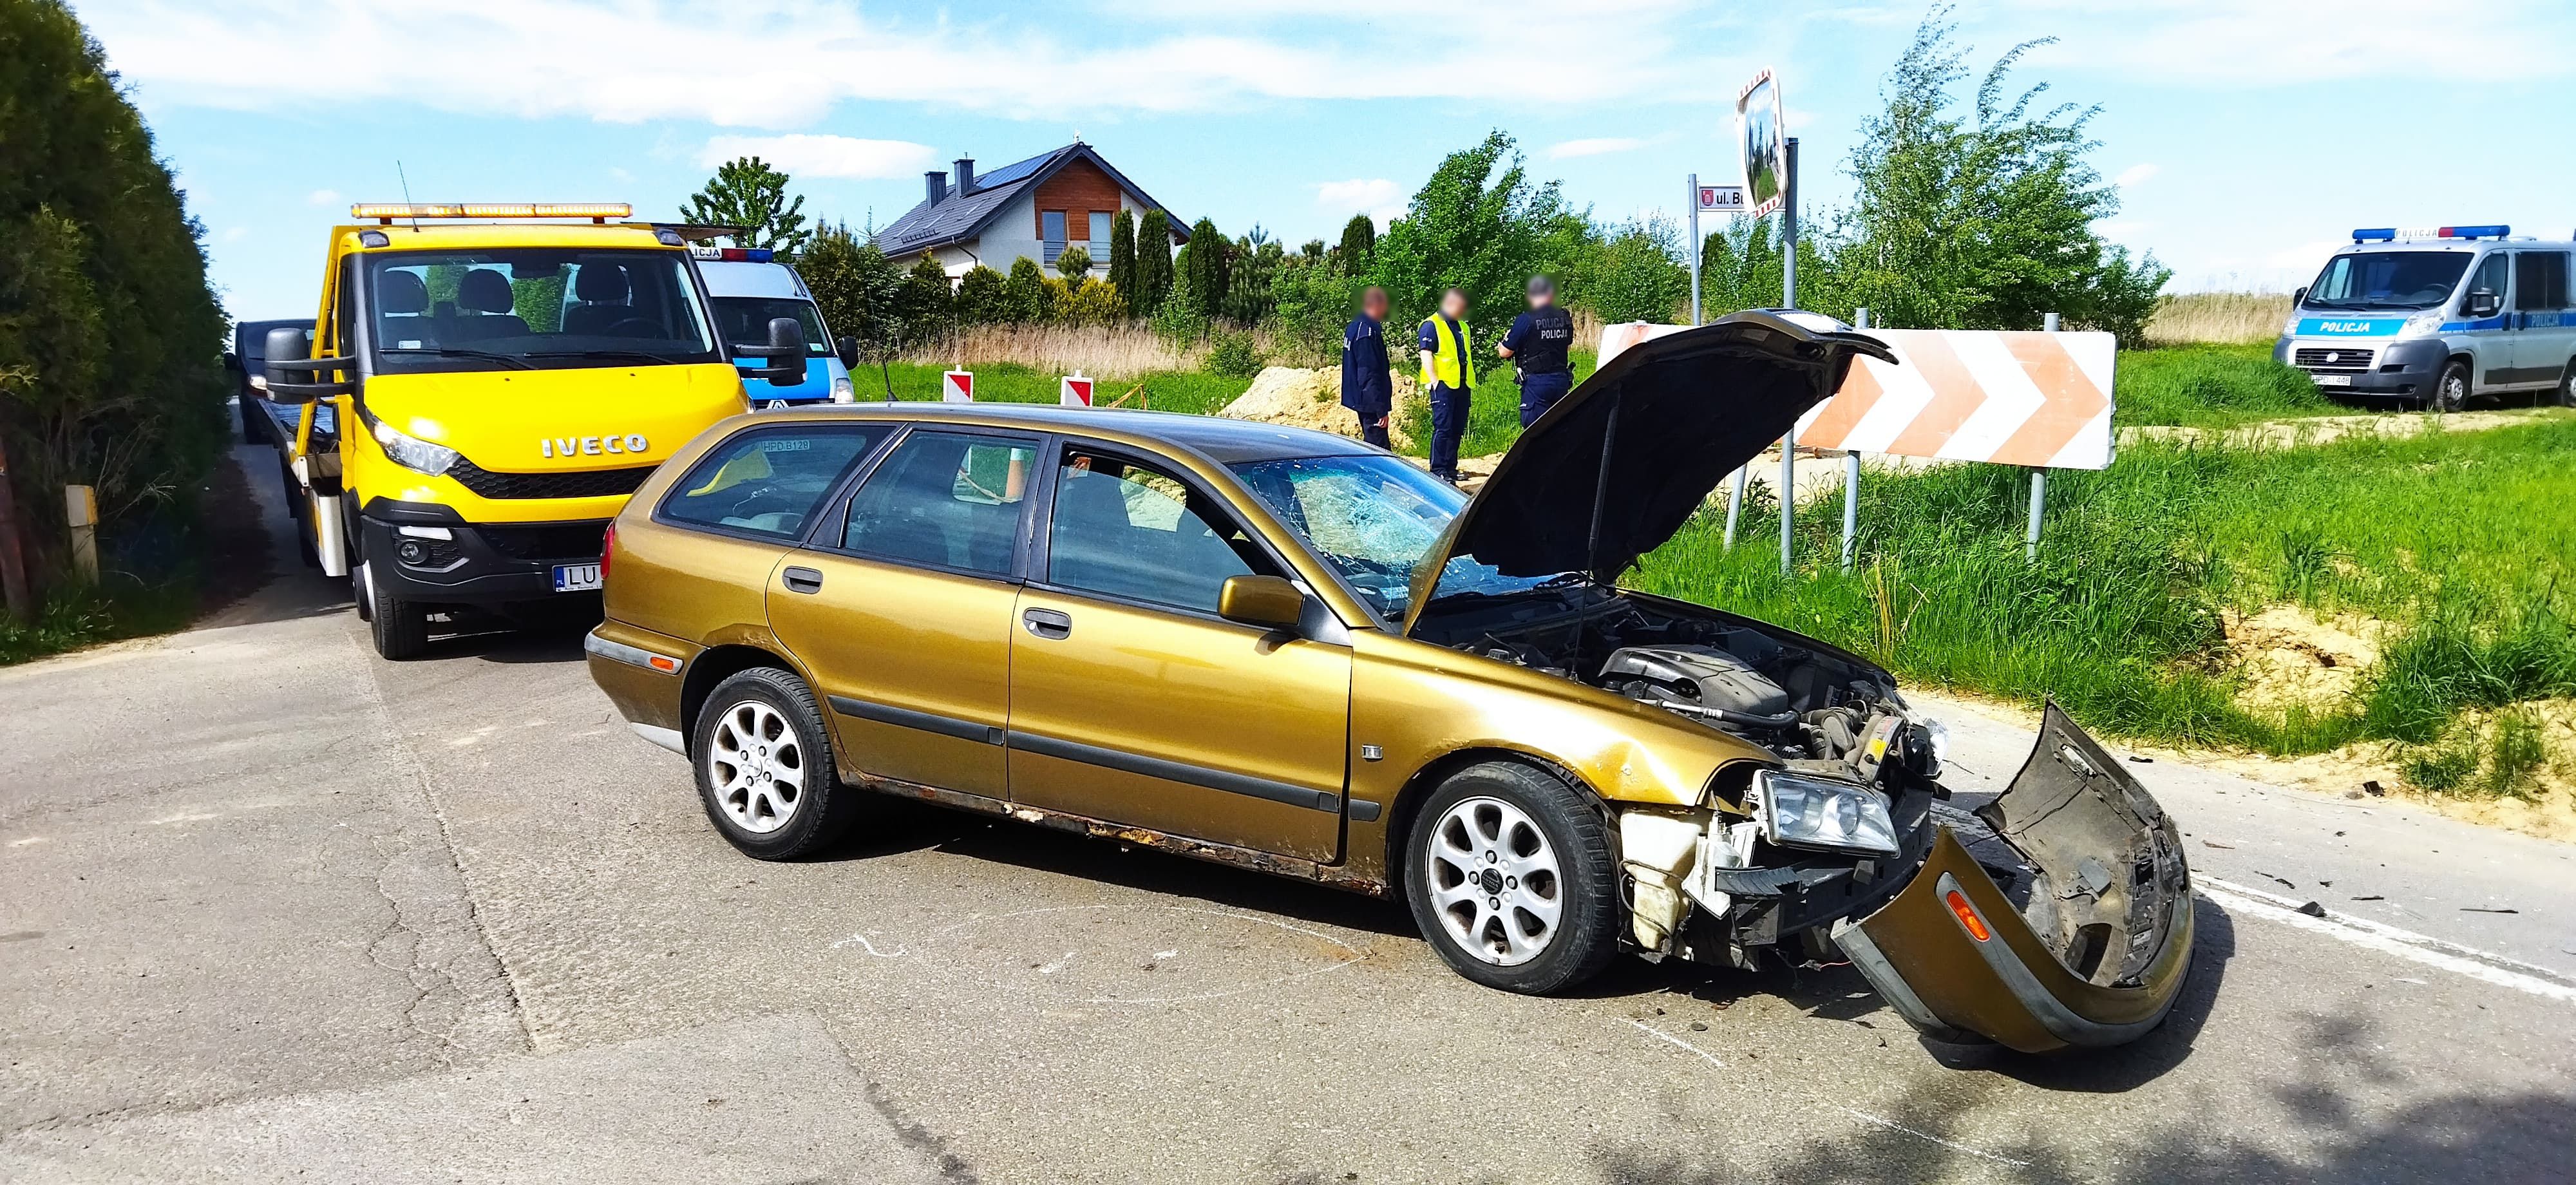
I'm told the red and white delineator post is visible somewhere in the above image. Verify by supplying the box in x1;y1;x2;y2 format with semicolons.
942;369;975;403
1059;371;1095;407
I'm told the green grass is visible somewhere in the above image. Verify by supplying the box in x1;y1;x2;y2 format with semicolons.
0;579;200;666
2112;343;2342;429
852;361;1251;417
1625;417;2576;781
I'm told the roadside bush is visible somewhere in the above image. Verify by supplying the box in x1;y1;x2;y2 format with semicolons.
1204;330;1265;379
1002;258;1048;324
1053;245;1093;281
954;264;1007;326
1054;278;1122;327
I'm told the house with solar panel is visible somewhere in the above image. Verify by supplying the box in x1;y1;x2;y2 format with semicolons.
871;141;1188;280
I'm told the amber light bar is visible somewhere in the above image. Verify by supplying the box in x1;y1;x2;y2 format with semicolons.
351;203;633;223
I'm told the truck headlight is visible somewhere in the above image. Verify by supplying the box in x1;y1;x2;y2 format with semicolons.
1748;770;1900;857
831;375;855;403
2394;312;2444;339
369;415;459;476
2281;315;2301;337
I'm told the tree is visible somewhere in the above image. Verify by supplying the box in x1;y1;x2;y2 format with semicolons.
679;156;811;254
1055;278;1123;326
954;264;1008;326
1;0;227;602
1002;258;1048;324
1106;211;1138;316
896;254;953;348
1053;244;1092;281
1224;236;1283;325
797;225;903;395
1133;209;1176;313
1824;10;2164;339
1370;130;1567;368
1336;213;1377;272
1177;217;1229;320
1587;214;1692;325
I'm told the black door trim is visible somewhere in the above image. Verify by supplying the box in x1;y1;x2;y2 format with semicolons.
1008;729;1341;814
828;695;1004;746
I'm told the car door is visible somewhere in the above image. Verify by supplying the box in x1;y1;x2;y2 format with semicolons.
766;426;1041;801
2463;251;2514;390
2512;249;2573;386
1006;443;1350;862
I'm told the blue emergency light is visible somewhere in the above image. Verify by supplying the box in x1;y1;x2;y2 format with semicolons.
2351;225;2509;243
687;246;777;261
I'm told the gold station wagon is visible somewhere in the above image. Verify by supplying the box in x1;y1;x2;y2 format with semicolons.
587;312;2195;1052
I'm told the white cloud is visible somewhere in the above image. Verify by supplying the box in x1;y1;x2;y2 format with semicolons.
609;166;634;182
307;188;341;206
1547;137;1647;160
700;134;938;179
2013;0;2568;85
84;0;1731;127
221;225;249;242
1315;178;1406;227
2113;163;2158;188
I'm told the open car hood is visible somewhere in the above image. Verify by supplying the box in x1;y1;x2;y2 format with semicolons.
1401;310;1893;634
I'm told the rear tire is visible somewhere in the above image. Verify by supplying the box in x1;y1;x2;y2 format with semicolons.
2554;359;2575;408
2431;359;2470;412
363;560;430;660
1404;761;1621;994
690;668;860;860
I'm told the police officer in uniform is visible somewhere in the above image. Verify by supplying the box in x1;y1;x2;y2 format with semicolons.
1498;275;1574;427
1417;287;1474;484
1340;286;1394;448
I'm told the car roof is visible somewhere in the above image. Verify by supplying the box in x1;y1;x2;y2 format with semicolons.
752;403;1380;465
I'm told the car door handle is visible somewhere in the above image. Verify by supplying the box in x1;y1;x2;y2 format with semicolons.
1022;607;1072;640
782;566;824;594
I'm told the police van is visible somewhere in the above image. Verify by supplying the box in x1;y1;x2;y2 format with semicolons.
2274;225;2576;411
694;247;859;409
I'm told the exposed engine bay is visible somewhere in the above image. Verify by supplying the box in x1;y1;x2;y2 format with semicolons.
1419;585;1951;970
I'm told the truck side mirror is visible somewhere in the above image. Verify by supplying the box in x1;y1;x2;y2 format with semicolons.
835;335;860;369
260;327;351;403
2466;289;2501;318
734;316;807;387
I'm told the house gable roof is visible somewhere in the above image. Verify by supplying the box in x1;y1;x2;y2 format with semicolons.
871;143;1188;260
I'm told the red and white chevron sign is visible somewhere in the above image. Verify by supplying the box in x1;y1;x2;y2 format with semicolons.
1795;328;2114;470
1596;323;2116;470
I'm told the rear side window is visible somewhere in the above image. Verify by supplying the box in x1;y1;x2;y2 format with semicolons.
661;426;887;540
2514;251;2570;311
840;430;1036;576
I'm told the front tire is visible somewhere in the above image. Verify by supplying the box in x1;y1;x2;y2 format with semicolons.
362;560;430;659
690;668;859;860
2431;359;2470;412
1404;761;1621;994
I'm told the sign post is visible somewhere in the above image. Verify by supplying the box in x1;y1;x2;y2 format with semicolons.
942;368;975;403
1842;307;1868;573
1059;371;1095;407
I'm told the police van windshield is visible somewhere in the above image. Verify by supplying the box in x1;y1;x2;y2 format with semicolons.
363;249;721;374
2303;252;2474;311
710;297;829;356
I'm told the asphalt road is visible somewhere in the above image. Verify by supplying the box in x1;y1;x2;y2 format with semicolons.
3;441;2571;1183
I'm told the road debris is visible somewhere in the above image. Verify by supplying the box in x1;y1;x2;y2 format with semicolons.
2351;895;2385;902
2202;840;2235;849
2257;871;2297;889
2297;901;2327;918
2460;907;2519;915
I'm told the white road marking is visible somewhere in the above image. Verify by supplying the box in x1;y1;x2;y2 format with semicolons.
2199;877;2576;1005
1624;1021;2031;1168
829;934;904;958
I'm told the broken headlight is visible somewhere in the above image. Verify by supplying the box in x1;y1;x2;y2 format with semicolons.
1748;769;1899;857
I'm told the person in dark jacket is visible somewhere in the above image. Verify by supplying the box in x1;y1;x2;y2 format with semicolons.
1498;274;1575;427
1340;287;1394;448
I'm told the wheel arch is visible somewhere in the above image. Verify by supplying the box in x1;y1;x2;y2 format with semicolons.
680;643;804;748
1381;746;1615;900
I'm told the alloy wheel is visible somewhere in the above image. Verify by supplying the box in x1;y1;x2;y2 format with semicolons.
706;700;804;834
1423;795;1564;966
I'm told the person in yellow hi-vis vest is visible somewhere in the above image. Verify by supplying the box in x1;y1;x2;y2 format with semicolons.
1416;287;1475;483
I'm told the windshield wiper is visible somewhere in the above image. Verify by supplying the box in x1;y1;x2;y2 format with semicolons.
525;348;689;366
377;347;533;370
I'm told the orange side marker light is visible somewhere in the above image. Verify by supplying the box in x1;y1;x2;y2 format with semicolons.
1946;889;1991;942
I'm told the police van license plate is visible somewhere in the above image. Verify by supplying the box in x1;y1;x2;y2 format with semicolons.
2313;373;2352;387
552;562;603;592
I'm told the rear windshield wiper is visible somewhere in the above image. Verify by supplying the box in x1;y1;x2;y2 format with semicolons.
526;348;690;366
377;346;533;370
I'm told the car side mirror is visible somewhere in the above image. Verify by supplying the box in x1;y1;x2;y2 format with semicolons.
835;335;860;369
734;316;807;387
2466;289;2501;318
1217;574;1305;631
2291;286;2307;307
261;326;352;403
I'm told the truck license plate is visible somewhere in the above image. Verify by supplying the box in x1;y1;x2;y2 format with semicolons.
552;562;603;592
2313;373;2352;387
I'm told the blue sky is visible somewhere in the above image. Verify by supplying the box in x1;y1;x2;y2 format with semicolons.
77;0;2576;323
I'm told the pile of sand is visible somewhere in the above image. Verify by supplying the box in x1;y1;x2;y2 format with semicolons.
1217;366;1421;451
2222;604;2388;712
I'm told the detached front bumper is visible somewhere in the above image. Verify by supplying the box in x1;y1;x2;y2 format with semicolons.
1834;703;2194;1054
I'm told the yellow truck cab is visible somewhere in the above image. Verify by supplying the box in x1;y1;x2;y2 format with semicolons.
260;203;810;659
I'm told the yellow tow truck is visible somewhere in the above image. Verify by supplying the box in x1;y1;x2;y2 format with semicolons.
260;203;813;658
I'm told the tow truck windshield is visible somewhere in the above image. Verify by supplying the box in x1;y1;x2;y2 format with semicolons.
2304;251;2473;310
363;249;721;374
